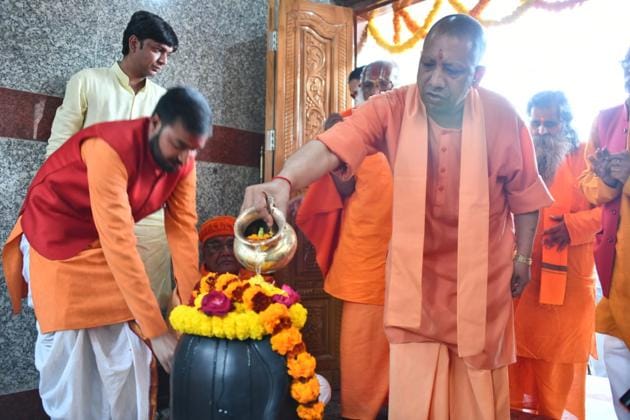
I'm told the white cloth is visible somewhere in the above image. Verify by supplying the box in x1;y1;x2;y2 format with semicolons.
21;235;152;420
603;334;630;420
316;373;332;405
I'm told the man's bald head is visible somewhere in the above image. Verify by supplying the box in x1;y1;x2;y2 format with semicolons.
425;14;486;66
359;60;398;101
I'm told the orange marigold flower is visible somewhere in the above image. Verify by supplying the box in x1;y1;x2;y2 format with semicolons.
296;401;325;420
287;352;316;379
223;280;244;300
215;273;239;291
270;327;302;355
242;285;265;310
252;292;273;312
290;376;320;404
230;284;249;302
259;303;290;334
287;342;307;357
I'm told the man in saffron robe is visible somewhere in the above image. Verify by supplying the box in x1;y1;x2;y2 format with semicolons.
241;14;552;418
2;87;211;420
348;66;365;105
297;60;396;419
509;91;599;419
199;215;242;276
579;48;630;420
46;10;179;313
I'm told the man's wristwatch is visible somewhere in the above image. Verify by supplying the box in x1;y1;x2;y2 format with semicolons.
513;253;532;266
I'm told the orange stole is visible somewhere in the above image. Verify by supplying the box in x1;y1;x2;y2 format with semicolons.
539;160;572;305
387;86;489;357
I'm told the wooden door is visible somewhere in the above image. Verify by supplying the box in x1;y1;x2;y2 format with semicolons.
264;0;354;388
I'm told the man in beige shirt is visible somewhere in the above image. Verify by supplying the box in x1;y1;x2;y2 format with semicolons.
46;10;179;312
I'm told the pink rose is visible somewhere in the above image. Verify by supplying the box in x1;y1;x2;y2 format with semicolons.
200;291;232;316
272;284;301;307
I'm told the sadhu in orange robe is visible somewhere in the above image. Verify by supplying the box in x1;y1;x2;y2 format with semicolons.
297;147;392;419
510;143;600;419
315;84;552;419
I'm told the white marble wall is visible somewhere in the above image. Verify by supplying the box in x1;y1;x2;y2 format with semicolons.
0;0;267;395
0;0;267;132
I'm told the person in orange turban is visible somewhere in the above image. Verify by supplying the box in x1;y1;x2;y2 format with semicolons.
199;216;241;276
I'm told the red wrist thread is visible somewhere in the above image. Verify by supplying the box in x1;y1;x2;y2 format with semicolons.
272;175;292;188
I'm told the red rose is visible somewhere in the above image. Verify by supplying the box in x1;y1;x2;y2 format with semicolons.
200;291;233;316
272;284;301;307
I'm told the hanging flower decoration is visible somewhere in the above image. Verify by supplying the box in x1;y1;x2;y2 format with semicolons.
368;0;442;54
169;272;323;419
367;0;590;54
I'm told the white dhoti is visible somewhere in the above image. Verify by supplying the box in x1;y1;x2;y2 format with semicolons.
134;208;172;313
603;334;630;420
21;236;153;420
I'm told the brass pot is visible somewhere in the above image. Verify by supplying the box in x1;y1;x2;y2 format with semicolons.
233;205;297;274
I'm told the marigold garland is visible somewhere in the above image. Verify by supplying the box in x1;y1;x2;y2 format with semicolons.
169;272;324;419
368;0;442;54
368;0;589;54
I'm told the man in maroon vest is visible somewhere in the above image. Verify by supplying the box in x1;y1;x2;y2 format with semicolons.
579;48;630;420
2;86;211;419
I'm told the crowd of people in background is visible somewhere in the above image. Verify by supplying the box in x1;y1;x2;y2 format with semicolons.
2;9;629;420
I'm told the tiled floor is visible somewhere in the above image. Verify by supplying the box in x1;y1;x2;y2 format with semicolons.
584;374;617;419
323;374;618;419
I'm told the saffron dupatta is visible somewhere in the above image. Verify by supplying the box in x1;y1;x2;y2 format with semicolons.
385;86;489;357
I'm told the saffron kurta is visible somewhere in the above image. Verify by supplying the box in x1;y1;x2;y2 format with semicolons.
317;84;552;369
510;144;599;419
3;138;199;339
297;151;392;418
316;84;551;418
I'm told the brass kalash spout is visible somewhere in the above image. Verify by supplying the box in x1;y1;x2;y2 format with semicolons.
233;198;297;274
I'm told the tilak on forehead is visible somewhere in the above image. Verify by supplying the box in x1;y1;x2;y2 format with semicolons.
437;49;444;60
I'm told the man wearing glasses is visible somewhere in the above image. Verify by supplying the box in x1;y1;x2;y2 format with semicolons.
351;60;397;107
510;91;599;419
579;49;630;420
296;59;397;419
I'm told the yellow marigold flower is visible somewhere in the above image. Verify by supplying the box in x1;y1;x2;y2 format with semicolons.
199;279;211;295
296;402;325;420
287;352;317;379
193;293;205;309
211;316;225;338
259;303;290;334
270;327;302;355
290;377;320;404
248;274;282;295
222;313;237;339
215;273;239;291
289;303;308;329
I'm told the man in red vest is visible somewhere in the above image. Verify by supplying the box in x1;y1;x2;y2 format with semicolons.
579;47;630;420
2;86;211;420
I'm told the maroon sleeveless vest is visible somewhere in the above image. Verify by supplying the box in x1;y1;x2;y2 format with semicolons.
594;104;627;297
21;118;194;260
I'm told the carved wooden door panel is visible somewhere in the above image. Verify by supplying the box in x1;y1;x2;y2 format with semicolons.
264;0;354;388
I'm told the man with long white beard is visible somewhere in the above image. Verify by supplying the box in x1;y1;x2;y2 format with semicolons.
510;91;600;419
